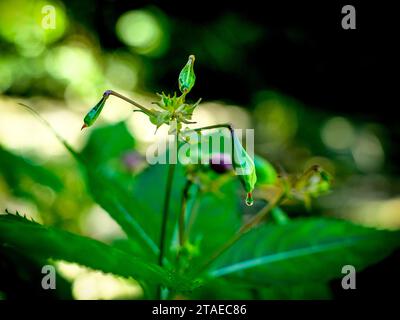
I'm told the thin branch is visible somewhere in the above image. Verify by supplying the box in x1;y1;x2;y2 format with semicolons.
179;179;194;247
104;90;156;117
189;123;233;134
157;122;179;299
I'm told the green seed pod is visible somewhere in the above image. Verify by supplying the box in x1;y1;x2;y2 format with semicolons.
231;131;257;206
178;55;196;94
254;155;277;185
81;95;109;130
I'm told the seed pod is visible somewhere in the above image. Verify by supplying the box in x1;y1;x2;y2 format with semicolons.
254;155;277;185
81;95;109;130
178;55;196;94
231;130;257;205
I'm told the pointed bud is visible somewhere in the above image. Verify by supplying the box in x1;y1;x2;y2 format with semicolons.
82;94;109;129
178;55;196;94
231;130;257;200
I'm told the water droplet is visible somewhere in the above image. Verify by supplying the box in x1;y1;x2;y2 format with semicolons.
245;192;254;206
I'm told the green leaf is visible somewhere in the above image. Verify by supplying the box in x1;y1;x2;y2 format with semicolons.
149;110;172;129
190;277;332;299
256;282;332;299
130;162;187;244
178;55;196;94
17;109;159;260
0;214;190;290
77;159;166;260
80;121;136;172
79;156;161;259
0;145;63;200
189;180;242;259
209;218;400;285
78;123;168;256
81;149;186;260
28;109;188;263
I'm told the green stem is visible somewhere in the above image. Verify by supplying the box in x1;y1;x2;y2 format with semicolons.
158;163;176;268
184;185;200;239
195;191;285;275
156;162;175;299
157;122;179;299
190;123;233;134
104;90;156;117
178;179;193;248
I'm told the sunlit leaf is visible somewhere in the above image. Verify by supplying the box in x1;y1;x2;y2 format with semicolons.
0;214;193;290
0;145;63;200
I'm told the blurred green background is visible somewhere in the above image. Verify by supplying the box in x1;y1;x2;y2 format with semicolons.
0;1;398;299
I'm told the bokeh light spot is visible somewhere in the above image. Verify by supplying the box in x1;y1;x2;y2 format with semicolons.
254;97;298;146
45;45;100;82
56;261;143;300
321;117;355;150
105;54;139;91
352;130;384;172
0;0;68;47
115;10;164;55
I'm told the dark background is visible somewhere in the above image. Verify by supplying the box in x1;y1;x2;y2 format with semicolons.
62;0;399;171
